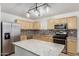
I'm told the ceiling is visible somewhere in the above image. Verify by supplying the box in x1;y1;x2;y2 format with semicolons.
1;3;79;19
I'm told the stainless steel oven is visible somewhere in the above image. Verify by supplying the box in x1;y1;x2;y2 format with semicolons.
53;24;68;45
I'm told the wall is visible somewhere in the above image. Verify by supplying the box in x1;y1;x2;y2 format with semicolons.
40;19;47;29
38;11;79;53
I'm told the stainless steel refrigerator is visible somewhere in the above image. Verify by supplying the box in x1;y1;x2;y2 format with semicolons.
0;22;21;56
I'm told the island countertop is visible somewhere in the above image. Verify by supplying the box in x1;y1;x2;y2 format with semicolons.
13;39;64;56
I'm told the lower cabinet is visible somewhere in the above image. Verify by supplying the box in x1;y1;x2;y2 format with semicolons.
20;35;27;41
33;35;53;42
41;35;53;42
67;37;77;55
20;35;33;41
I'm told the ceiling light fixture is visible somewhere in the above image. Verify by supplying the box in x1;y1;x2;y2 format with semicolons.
26;12;30;18
26;3;50;18
45;3;50;13
34;3;40;16
34;10;40;16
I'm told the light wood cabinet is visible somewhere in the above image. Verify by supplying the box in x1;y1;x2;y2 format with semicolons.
33;35;41;40
58;18;67;24
67;16;77;29
48;16;77;30
33;21;40;29
47;18;66;29
15;19;24;29
16;19;40;30
20;35;27;41
67;37;77;55
54;18;66;25
33;35;53;42
54;19;60;25
16;19;33;29
47;20;55;29
40;35;53;42
28;22;33;29
47;19;62;29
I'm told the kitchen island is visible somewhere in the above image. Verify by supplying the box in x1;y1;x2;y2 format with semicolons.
13;39;64;56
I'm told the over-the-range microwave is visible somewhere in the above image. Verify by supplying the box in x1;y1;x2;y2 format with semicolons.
54;24;67;29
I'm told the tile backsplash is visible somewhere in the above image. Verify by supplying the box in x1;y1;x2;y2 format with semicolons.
68;29;77;37
21;29;77;37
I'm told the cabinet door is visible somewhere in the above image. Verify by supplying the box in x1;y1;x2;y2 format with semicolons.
41;36;53;42
54;19;60;25
30;22;33;29
48;20;55;29
48;18;66;29
33;21;40;29
54;18;66;25
33;35;53;42
16;19;24;29
23;21;28;29
16;19;33;29
67;37;77;55
67;16;77;29
20;35;27;41
28;22;33;29
32;35;41;40
59;18;66;24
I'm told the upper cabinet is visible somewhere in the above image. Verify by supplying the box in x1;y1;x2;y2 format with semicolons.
54;18;66;25
48;16;77;29
47;18;66;29
15;19;33;30
16;16;77;30
67;16;77;29
16;19;40;30
58;18;67;24
47;19;55;29
33;21;40;29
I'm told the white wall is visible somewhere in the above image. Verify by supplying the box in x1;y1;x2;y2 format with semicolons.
38;11;79;53
40;19;47;29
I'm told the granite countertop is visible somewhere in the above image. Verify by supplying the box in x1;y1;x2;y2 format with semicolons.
13;39;64;56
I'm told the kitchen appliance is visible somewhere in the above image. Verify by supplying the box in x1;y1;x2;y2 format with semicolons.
54;24;67;29
53;30;67;44
53;24;68;45
0;22;21;56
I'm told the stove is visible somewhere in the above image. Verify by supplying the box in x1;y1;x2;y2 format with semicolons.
53;24;68;45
